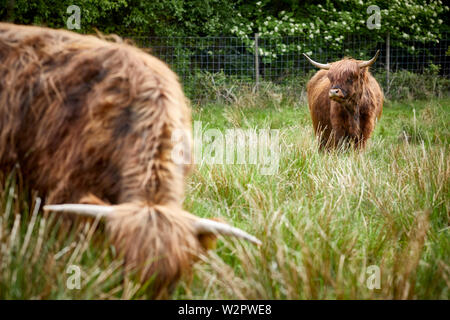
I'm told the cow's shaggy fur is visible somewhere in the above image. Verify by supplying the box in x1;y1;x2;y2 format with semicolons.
0;23;214;298
306;57;383;150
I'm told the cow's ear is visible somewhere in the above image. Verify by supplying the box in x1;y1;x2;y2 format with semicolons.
198;233;218;250
359;68;368;80
193;217;262;246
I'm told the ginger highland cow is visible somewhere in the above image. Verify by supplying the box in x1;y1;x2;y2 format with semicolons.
304;51;383;150
0;23;259;298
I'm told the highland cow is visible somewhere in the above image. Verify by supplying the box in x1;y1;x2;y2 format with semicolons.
0;23;259;298
304;51;383;150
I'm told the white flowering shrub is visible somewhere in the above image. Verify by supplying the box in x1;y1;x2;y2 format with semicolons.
228;0;448;62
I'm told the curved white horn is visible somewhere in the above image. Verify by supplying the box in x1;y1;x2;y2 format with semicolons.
194;218;262;245
303;53;331;70
359;50;380;68
45;204;262;245
43;204;114;218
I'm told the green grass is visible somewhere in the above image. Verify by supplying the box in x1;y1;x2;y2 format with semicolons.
1;93;449;299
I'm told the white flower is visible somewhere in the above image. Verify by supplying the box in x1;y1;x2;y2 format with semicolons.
256;1;261;6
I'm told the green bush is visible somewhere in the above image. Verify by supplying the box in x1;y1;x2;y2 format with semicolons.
183;70;313;106
375;66;450;100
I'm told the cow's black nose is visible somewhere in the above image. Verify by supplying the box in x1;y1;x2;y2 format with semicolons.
329;88;343;97
330;88;340;95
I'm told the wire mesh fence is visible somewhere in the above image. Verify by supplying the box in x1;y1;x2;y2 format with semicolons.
131;33;449;101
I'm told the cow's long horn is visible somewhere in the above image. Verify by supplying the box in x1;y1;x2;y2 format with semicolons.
45;204;262;245
359;50;380;68
303;53;331;70
194;218;262;245
43;204;114;218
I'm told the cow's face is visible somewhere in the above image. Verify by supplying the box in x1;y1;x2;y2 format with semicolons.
327;60;361;103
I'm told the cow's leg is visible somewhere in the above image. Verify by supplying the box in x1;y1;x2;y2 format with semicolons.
358;111;376;149
330;103;351;149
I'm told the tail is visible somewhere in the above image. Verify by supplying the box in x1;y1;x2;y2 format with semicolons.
44;202;260;298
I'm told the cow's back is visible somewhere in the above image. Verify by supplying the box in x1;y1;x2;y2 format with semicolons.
0;23;192;205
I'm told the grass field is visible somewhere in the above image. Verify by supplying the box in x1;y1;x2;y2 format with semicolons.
0;93;449;299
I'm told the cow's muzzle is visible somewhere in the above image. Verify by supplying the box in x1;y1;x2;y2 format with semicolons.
329;86;346;101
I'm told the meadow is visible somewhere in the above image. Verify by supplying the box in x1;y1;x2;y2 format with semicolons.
0;88;448;299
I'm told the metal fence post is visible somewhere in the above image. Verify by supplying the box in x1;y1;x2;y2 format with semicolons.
254;33;260;91
386;32;390;93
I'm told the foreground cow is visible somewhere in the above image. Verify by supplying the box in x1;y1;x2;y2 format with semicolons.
0;23;259;298
304;51;383;150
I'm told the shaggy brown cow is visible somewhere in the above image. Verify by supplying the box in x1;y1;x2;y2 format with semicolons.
0;23;259;298
304;51;383;150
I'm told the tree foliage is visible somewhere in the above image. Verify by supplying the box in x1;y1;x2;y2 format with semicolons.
0;0;448;43
0;0;241;36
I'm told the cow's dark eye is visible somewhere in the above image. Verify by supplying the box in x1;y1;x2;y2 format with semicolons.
347;78;353;84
